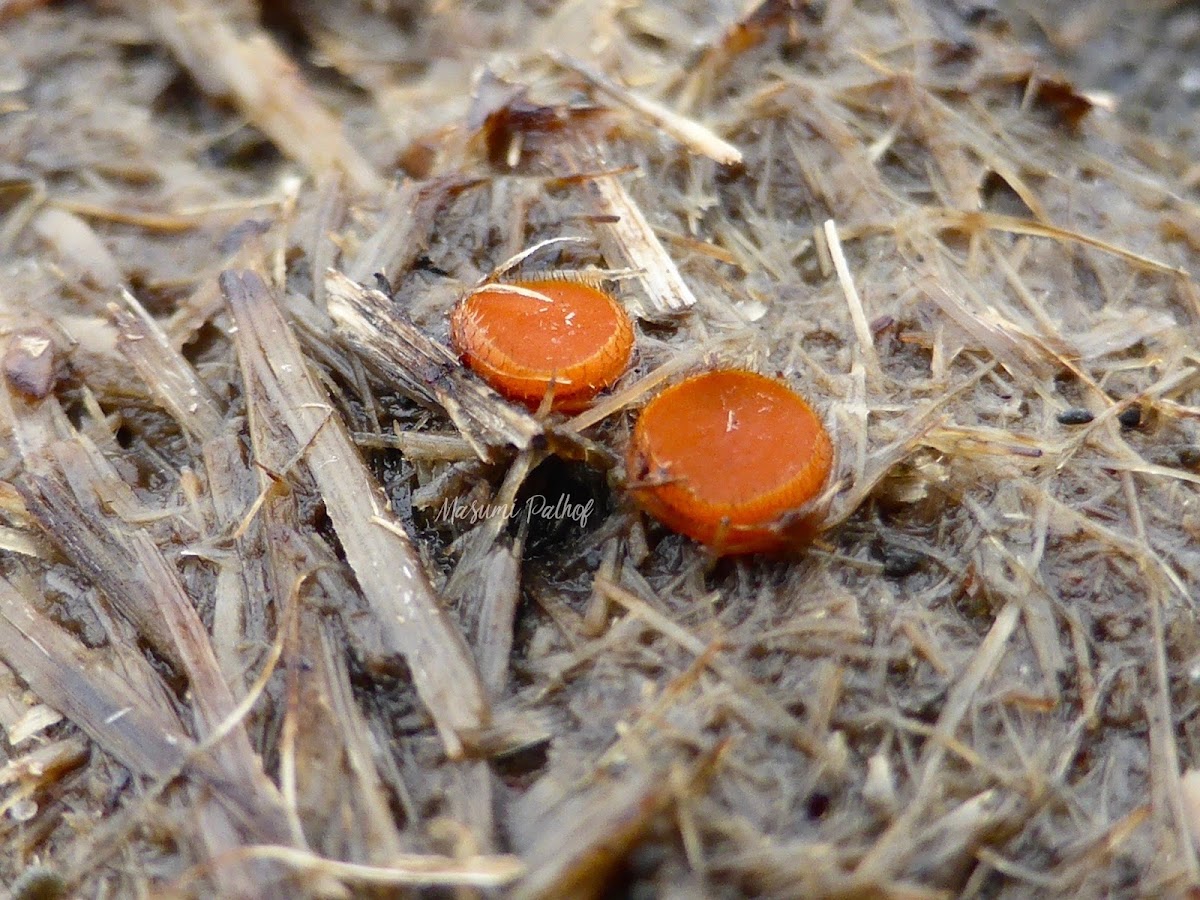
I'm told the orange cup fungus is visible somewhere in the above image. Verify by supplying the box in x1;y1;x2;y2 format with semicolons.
450;278;634;413
627;369;833;555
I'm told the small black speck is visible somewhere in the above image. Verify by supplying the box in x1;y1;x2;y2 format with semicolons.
883;549;923;578
1057;407;1093;425
372;272;394;296
414;255;452;277
963;3;1001;27
806;791;831;819
1118;404;1143;429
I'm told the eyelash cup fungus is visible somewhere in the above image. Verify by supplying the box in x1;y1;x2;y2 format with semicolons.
450;278;634;414
626;369;834;555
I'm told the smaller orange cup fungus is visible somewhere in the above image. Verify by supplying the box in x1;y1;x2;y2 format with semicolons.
627;369;833;555
450;278;634;413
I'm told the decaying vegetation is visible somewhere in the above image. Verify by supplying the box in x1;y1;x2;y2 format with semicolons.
1;0;1199;897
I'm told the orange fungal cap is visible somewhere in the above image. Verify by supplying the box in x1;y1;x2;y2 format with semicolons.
626;369;833;555
450;278;634;413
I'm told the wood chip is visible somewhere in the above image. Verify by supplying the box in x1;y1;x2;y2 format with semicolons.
551;52;743;166
553;139;698;317
325;269;543;461
221;269;489;757
123;0;383;195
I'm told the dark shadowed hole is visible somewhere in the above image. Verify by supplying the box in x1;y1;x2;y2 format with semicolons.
806;791;831;819
981;169;1036;218
492;740;550;789
515;455;611;558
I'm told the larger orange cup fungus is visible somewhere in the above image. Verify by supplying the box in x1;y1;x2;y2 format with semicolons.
450;278;634;414
626;369;834;555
